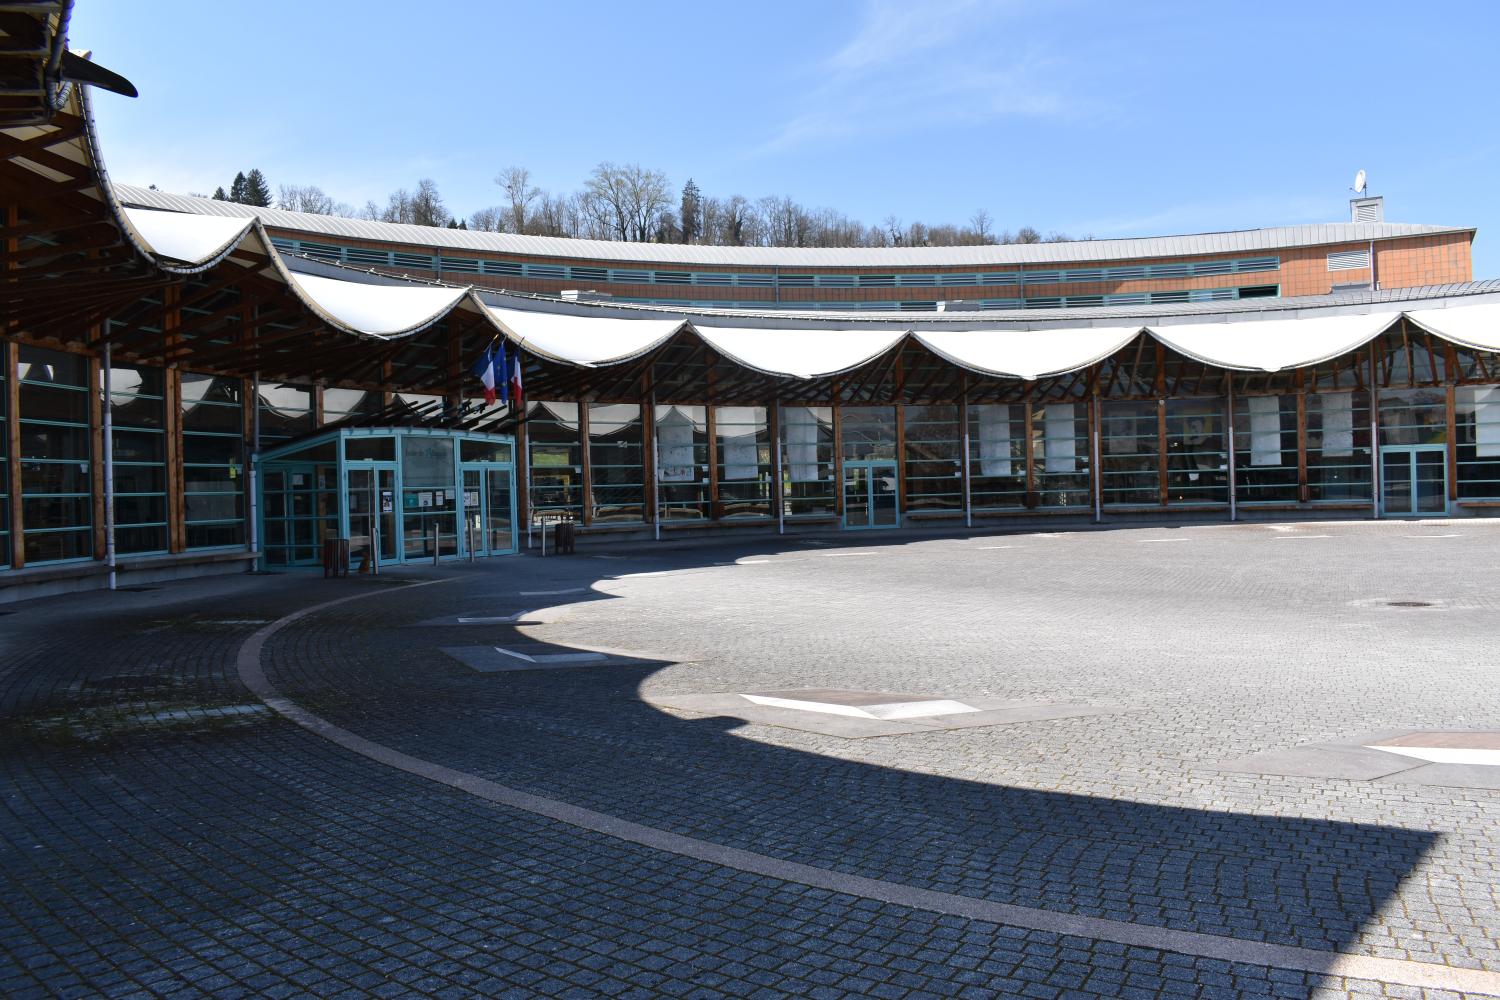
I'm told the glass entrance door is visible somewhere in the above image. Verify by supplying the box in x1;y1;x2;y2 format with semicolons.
346;463;399;567
1381;446;1447;516
461;464;517;556
843;460;900;529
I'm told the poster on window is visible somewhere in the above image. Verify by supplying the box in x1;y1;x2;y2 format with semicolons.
1473;386;1500;457
1043;404;1077;474
974;404;1011;477
784;406;821;482
1248;395;1283;466
1320;392;1354;456
657;408;698;482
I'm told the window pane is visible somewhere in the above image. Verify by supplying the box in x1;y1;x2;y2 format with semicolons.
1165;399;1226;505
1101;401;1159;506
589;404;643;522
781;406;834;517
1233;395;1298;504
903;405;961;512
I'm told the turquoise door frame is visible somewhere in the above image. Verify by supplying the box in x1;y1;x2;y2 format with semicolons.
842;459;900;530
344;460;401;565
461;462;517;556
1379;443;1448;517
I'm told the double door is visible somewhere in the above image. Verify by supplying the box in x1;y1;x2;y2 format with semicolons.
843;460;899;529
462;464;517;556
346;464;399;568
1380;446;1447;516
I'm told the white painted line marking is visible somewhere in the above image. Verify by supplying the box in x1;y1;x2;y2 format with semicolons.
1139;538;1190;544
739;559;771;564
1365;745;1500;766
495;647;606;664
456;613;530;624
1271;534;1330;539
978;545;1015;550
823;552;878;558
519;587;588;595
1403;534;1459;539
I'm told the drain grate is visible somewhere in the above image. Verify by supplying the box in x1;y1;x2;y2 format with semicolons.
1387;601;1433;608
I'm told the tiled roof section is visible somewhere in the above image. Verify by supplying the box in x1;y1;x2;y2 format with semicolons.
115;183;1474;270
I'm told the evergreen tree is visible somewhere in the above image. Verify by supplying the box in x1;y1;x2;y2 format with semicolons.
227;171;247;203
242;169;272;207
680;179;701;244
211;186;227;201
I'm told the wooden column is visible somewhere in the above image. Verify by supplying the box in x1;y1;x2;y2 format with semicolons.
4;340;21;568
641;393;657;527
312;384;325;427
705;404;718;520
832;403;844;519
578;402;592;526
515;404;531;533
88;350;104;560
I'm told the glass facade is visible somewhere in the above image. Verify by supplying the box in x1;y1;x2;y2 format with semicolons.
1233;394;1298;504
106;362;168;554
780;406;834;517
257;381;314;445
527;401;584;522
656;404;710;520
714;406;772;519
903;405;962;513
18;346;92;563
1033;403;1091;509
968;404;1025;510
1165;399;1227;505
1456;385;1500;499
258;429;514;568
1307;391;1372;501
1100;401;1159;506
588;403;644;522
181;372;246;549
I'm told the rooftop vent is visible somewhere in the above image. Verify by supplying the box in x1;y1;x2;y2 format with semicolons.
560;289;612;302
1350;196;1384;224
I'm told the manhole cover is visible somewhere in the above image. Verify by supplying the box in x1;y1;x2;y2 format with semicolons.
1387;601;1433;608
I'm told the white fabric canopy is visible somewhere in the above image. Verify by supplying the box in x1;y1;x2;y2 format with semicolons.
913;326;1142;380
287;272;469;337
1147;312;1399;372
1403;302;1500;353
693;325;907;378
486;306;684;366
123;207;255;266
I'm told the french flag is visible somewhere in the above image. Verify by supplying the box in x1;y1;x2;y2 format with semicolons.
472;342;506;406
509;348;523;405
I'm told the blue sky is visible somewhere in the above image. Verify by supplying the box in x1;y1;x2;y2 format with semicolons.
75;1;1499;274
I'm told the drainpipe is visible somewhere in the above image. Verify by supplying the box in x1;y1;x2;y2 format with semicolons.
1369;239;1378;290
102;344;116;590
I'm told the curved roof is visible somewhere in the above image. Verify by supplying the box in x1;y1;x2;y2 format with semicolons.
113;183;1471;269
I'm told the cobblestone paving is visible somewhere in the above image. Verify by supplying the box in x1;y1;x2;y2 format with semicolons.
2;519;1499;998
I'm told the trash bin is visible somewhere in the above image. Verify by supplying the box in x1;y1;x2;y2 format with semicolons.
555;520;577;555
322;536;350;577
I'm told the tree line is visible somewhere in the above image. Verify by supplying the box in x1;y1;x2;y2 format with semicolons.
202;165;1076;247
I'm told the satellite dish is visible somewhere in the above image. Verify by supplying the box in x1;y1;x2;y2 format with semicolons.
1353;169;1367;195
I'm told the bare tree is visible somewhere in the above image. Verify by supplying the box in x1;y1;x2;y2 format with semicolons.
1012;225;1043;244
469;206;507;233
277;184;335;215
970;209;993;244
584;162;671;242
410;178;448;227
496;166;539;234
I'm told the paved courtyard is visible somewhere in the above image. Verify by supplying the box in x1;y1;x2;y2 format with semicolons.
2;519;1499;999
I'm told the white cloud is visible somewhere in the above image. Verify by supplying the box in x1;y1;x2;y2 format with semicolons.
758;0;1072;154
